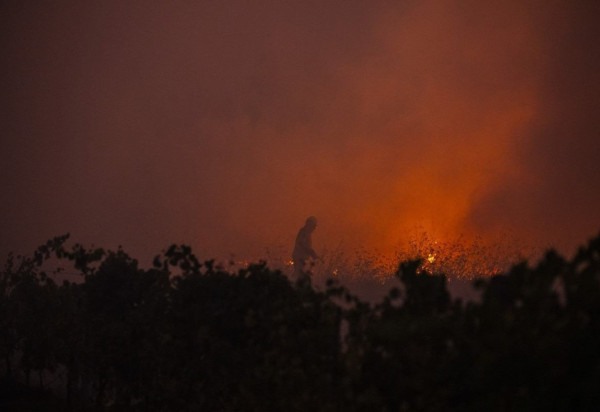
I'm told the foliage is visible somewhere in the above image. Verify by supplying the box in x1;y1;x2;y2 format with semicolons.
1;233;600;411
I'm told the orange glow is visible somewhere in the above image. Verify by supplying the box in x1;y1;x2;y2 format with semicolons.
260;1;549;266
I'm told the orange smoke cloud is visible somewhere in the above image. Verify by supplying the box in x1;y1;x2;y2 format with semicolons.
262;1;545;257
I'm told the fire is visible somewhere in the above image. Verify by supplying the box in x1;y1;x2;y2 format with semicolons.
394;230;535;279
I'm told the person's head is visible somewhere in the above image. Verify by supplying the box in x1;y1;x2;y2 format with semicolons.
305;216;317;231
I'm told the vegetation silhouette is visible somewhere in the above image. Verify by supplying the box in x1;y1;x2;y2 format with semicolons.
1;232;599;411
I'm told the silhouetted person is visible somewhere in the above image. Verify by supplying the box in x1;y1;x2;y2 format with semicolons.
292;216;319;286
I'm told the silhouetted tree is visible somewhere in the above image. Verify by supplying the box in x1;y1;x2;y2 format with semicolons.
1;232;600;411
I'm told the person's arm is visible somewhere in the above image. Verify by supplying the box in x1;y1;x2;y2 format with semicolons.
296;230;318;259
304;232;318;259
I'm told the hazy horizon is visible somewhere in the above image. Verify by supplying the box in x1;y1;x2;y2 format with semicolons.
2;1;599;265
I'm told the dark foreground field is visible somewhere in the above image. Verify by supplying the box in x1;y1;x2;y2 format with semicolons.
1;233;600;411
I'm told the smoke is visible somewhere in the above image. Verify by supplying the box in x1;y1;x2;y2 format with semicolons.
1;0;598;264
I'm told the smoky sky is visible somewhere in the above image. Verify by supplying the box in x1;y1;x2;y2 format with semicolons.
1;0;599;263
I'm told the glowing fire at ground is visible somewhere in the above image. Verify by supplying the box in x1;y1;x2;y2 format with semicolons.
219;230;538;284
393;230;535;279
306;230;539;282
